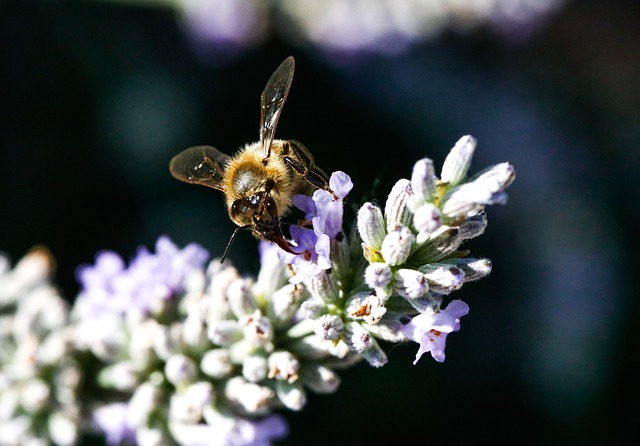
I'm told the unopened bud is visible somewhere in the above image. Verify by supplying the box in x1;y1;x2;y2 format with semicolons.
357;202;386;250
441;135;476;186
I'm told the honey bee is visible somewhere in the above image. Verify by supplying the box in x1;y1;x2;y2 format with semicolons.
169;56;337;260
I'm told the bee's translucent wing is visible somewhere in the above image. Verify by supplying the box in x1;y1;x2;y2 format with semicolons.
169;145;230;191
259;56;295;159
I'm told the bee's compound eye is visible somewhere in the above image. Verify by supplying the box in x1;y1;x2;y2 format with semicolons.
248;194;261;205
231;194;263;219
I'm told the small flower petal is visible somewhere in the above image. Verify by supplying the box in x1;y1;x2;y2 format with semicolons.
401;299;470;364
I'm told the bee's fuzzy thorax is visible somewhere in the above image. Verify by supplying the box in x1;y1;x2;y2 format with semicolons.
223;141;298;216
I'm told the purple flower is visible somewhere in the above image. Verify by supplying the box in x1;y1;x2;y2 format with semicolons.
278;172;351;284
278;227;331;284
401;300;470;364
238;413;289;446
93;403;136;445
173;413;288;446
310;171;352;239
76;236;209;318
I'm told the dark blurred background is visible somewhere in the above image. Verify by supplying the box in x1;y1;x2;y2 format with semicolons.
1;0;639;444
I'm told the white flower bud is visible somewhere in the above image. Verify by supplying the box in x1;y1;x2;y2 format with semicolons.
268;284;304;324
165;354;197;387
410;158;437;206
366;311;412;343
420;264;464;294
394;269;429;299
380;224;414;266
242;355;268;383
229;339;265;365
20;378;50;413
413;203;442;236
169;382;214;423
346;292;387;325
49;411;78;446
239;310;273;346
275;381;306;411
128;382;160;428
357;202;386;250
345;321;373;353
0;247;53;304
360;341;388;368
169;393;198;423
227;278;258;318
458;212;487;240
306;270;339;304
287;334;348;360
152;324;179;361
98;361;137;391
364;263;392;289
54;363;82;404
300;364;340;394
441;135;476;186
201;349;233;379
207;320;242;347
37;328;73;364
206;263;240;322
472;162;516;191
224;377;274;415
136;427;165;446
385;179;413;228
442;162;514;218
314;314;344;341
440;183;491;217
0;417;29;446
299;300;327;319
255;241;288;297
345;322;387;367
128;320;158;367
444;258;492;282
268;351;300;383
181;315;208;349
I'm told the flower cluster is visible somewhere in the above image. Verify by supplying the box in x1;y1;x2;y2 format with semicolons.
275;135;514;367
0;135;514;445
358;135;514;363
0;248;81;446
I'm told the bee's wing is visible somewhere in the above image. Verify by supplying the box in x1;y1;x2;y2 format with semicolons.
169;145;230;191
259;56;295;158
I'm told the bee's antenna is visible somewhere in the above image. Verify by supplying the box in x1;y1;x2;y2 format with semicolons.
221;225;251;263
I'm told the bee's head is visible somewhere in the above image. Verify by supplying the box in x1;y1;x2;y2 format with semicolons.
229;192;266;226
233;192;296;251
223;192;297;261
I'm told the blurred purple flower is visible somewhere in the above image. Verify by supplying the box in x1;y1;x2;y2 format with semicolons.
173;413;288;446
93;403;136;445
76;236;209;318
401;299;470;364
179;0;269;59
237;413;289;446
